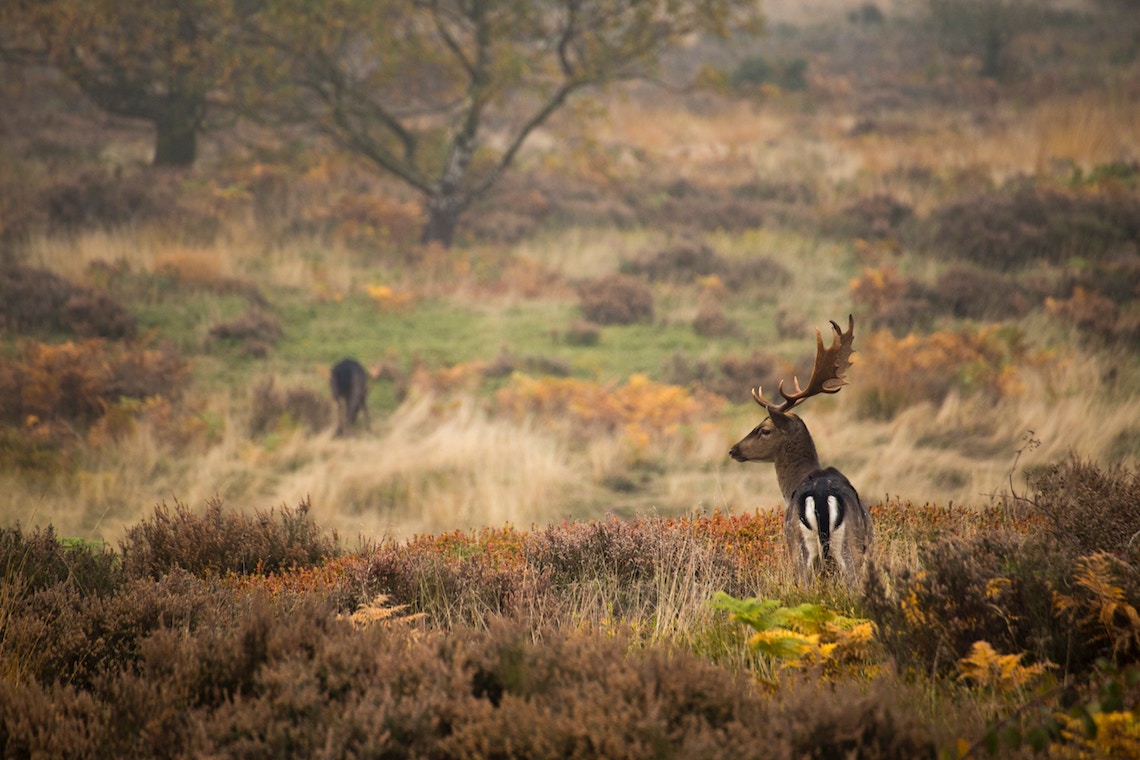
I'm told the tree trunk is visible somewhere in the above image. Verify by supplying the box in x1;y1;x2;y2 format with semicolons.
420;128;477;247
153;100;201;167
421;196;461;247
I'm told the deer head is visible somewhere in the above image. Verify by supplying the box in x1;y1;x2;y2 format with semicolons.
729;315;855;502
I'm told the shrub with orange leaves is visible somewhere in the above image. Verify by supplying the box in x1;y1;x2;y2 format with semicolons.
495;373;724;449
409;359;489;396
365;283;417;311
318;194;422;249
0;338;192;470
855;325;1048;418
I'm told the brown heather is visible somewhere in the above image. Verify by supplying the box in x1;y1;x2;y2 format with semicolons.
5;467;1140;756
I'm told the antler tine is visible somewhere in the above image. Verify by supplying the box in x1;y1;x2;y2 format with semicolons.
749;314;855;416
751;380;790;412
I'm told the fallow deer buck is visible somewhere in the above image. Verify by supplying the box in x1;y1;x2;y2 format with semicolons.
330;358;371;436
728;315;872;586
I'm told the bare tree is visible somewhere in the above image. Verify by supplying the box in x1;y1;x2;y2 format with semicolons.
241;0;762;247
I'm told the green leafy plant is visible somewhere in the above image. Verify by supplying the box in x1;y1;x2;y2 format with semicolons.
712;594;877;684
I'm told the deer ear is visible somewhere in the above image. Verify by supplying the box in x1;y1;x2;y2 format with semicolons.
768;410;793;429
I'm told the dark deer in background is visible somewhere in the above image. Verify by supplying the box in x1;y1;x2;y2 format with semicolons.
728;315;872;586
330;358;371;436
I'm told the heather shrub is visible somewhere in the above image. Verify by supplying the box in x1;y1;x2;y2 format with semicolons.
561;319;601;346
629;180;768;233
0;525;120;599
525;517;734;589
624;240;723;283
931;265;1030;320
482;350;572;379
1046;287;1140;345
930;185;1140;270
206;309;283;357
849;2;886;23
39;169;162;233
664;350;779;400
455;622;774;756
729;55;809;92
625;240;793;291
731;178;817;206
826;194;914;241
248;376;332;437
692;303;740;338
849;266;934;334
359;516;768;629
0;266;80;334
2;610;794;758
1062;257;1140;306
362;539;532;626
61;290;137;339
1;569;220;689
863;531;1077;677
1030;458;1140;558
778;678;936;760
577;273;653;325
118;498;340;581
0;264;136;339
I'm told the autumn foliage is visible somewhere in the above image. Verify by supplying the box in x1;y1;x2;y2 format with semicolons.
854;325;1048;418
496;373;723;448
0;339;192;472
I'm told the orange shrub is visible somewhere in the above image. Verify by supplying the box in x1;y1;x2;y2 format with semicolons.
0;339;192;469
321;194;423;249
496;373;723;448
364;283;416;311
855;326;1047;419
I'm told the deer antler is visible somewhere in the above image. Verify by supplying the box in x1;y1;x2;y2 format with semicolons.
752;314;855;416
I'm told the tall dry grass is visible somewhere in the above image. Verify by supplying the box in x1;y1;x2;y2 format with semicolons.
849;90;1140;191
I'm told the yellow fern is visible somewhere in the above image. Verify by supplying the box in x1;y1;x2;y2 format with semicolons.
1055;553;1140;660
957;641;1050;693
338;594;425;629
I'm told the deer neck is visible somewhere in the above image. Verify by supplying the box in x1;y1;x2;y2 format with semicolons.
773;432;822;504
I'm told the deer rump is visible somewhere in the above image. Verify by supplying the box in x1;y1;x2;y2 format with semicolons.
785;468;869;583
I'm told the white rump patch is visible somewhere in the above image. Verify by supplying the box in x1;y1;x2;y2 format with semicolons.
798;495;823;572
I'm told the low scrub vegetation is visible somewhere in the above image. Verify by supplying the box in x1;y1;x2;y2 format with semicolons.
3;460;1139;756
0;338;194;475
